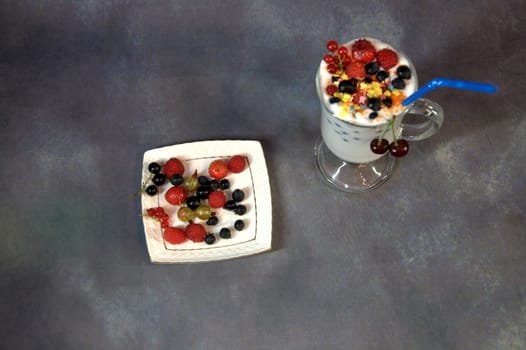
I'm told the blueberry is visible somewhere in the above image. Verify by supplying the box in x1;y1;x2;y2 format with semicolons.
152;173;166;186
367;98;381;111
198;176;210;186
234;205;247;216
169;174;184;186
186;196;200;210
205;233;215;245
148;162;161;174
223;200;237;211
365;62;379;75
145;185;157;196
391;78;406;89
396;65;412;79
196;185;211;199
329;97;341;104
234;220;245;231
338;79;358;94
331;76;339;83
206;216;218;226
376;70;389;82
369;112;378;119
219;179;230;190
363;77;373;83
232;189;245;202
209;180;219;190
219;228;231;239
382;98;393;108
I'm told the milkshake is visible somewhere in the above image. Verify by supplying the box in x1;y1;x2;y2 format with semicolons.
316;37;418;163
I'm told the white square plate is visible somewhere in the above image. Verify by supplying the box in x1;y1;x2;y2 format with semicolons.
141;140;272;263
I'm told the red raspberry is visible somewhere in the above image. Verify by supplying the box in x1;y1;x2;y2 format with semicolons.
163;227;186;244
208;190;227;209
228;155;247;173
351;39;376;64
376;48;399;70
163;157;185;178
165;186;187;205
185;223;207;243
208;159;229;180
346;61;366;79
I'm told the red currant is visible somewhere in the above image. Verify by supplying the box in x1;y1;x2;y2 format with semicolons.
326;85;338;96
154;207;165;217
342;55;352;66
326;40;338;52
337;46;348;56
326;64;338;74
323;54;334;64
370;138;390;154
389;139;409;157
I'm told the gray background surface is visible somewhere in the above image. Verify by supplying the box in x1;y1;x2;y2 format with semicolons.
1;1;525;349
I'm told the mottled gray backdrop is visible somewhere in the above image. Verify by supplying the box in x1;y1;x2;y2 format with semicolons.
1;1;525;349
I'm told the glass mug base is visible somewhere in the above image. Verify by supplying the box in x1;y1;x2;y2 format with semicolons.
314;137;395;193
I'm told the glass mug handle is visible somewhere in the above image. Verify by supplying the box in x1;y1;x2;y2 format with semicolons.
399;98;444;141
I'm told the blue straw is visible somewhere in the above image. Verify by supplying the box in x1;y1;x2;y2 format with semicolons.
402;78;497;106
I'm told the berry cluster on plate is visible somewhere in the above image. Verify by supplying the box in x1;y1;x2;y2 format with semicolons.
139;155;249;245
323;38;413;121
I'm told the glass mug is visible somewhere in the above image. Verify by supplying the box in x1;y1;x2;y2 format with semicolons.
314;38;444;192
